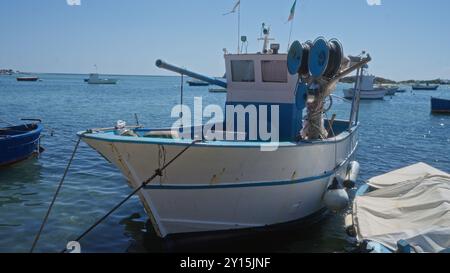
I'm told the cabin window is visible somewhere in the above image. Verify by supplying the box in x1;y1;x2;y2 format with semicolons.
231;60;255;82
261;60;288;83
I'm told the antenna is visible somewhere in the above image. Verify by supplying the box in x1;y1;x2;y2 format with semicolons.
257;23;274;54
240;36;248;54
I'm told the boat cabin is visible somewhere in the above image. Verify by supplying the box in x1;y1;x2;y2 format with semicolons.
223;50;303;142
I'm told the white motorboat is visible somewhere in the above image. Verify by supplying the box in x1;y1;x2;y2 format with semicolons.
79;27;370;238
86;73;118;85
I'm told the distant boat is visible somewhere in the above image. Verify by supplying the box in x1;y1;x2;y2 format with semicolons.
378;84;400;96
344;88;386;100
383;87;397;96
17;76;39;82
344;73;386;100
86;73;118;85
209;88;227;93
187;79;209;86
0;120;43;166
431;97;450;114
412;83;439;90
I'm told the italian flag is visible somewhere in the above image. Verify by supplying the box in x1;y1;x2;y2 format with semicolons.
287;0;297;22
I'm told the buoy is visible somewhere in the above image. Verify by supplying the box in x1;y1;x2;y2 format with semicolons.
344;161;360;189
323;177;349;212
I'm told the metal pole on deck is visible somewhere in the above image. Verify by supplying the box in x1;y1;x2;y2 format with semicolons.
237;2;241;54
180;73;184;128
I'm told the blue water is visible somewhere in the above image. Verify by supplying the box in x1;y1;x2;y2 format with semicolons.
0;74;449;253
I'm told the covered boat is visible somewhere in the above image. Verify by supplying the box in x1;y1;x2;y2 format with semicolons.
0;121;43;166
431;97;450;114
79;28;370;238
347;163;450;253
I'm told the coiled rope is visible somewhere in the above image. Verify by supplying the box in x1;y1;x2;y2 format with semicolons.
60;139;201;253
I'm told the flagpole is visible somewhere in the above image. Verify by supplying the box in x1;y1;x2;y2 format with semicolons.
287;0;297;51
288;19;294;51
237;1;241;54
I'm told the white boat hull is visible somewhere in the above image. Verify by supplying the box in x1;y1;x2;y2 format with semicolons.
88;79;118;84
80;126;358;238
343;88;386;100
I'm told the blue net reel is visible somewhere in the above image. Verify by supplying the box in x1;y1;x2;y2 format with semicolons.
309;37;330;78
288;37;344;79
288;40;312;77
309;37;343;78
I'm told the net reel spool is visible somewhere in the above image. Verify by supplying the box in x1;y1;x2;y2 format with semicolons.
287;40;313;77
308;37;344;78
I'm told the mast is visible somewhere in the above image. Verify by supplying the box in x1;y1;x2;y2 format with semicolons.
237;1;241;54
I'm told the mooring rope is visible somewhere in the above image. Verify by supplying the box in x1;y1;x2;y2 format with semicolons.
61;139;201;253
30;136;83;253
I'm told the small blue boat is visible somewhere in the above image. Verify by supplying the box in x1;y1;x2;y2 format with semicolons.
431;97;450;114
0;120;43;167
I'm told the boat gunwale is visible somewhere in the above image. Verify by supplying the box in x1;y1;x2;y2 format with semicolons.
78;121;359;148
0;123;43;140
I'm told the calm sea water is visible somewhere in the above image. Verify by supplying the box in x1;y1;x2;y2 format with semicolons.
0;74;449;253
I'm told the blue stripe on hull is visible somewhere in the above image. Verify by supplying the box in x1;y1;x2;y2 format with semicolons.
144;172;333;190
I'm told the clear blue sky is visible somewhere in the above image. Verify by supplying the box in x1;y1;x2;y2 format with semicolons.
1;0;449;81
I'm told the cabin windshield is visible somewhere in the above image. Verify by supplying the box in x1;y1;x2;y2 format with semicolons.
261;60;288;83
231;60;255;82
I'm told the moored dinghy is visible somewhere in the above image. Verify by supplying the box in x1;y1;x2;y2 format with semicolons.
0;119;43;166
79;26;371;238
431;97;450;113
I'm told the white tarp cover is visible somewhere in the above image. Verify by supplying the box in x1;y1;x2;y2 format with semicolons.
367;162;448;189
354;163;450;253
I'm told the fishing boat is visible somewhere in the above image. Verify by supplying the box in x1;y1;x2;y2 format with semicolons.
86;73;118;85
16;76;39;82
343;71;386;100
0;120;43;167
78;27;370;238
187;79;209;86
346;163;450;253
431;97;450;114
412;83;439;90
